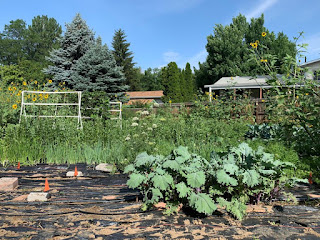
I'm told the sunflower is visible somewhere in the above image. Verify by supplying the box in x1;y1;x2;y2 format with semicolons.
48;80;53;84
34;81;38;84
23;81;27;86
32;97;37;102
44;94;49;99
12;104;18;109
255;40;260;44
252;42;258;48
262;32;267;37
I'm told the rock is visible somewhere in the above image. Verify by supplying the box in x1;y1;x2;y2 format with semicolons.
0;177;18;191
11;194;28;202
95;163;115;173
66;171;83;177
27;192;51;202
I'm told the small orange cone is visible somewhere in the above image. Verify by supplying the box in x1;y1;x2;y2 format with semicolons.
17;162;20;170
308;172;313;185
74;166;78;177
44;178;50;192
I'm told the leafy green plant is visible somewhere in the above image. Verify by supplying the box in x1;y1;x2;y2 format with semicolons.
124;146;217;216
125;143;296;220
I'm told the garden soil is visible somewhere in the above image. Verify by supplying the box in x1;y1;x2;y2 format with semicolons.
0;164;320;239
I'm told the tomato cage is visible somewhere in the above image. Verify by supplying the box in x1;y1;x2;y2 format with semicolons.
19;91;83;129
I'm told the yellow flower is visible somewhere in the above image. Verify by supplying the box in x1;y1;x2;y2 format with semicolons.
16;93;21;96
34;81;38;84
8;87;12;91
44;94;49;99
252;42;258;48
32;97;37;102
255;40;260;44
305;93;309;96
169;100;172;104
48;80;53;84
260;59;267;62
205;92;209;95
296;96;299;99
261;99;265;102
12;104;18;109
16;100;21;103
262;32;267;37
13;87;17;91
63;82;65;85
23;81;27;86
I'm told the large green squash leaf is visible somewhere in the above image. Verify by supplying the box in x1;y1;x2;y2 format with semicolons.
216;169;238;186
223;163;239;175
176;182;191;198
163;160;180;171
189;192;216;215
242;170;260;187
127;173;146;189
186;171;206;188
151;188;163;202
152;174;173;191
123;164;135;174
135;152;153;167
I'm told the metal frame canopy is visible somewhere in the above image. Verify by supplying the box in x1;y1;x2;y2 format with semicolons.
19;91;83;129
204;75;306;102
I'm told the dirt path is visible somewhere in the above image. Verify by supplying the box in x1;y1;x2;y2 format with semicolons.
0;164;319;239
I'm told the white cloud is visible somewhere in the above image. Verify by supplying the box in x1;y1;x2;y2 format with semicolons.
245;0;278;19
183;49;207;69
163;51;181;63
160;49;207;70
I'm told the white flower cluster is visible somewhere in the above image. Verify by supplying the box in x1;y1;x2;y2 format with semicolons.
140;111;149;116
131;122;139;127
152;124;157;128
132;117;139;121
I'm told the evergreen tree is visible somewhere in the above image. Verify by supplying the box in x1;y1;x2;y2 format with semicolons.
161;62;182;102
71;38;128;98
44;13;95;88
184;62;195;101
111;29;137;90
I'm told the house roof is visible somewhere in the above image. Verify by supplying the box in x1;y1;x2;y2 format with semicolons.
126;91;164;99
204;75;306;90
204;76;272;90
300;58;320;67
126;99;155;105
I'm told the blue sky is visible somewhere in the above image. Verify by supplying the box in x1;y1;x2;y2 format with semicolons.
0;0;319;70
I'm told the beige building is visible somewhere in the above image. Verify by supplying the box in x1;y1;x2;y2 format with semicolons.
300;58;320;80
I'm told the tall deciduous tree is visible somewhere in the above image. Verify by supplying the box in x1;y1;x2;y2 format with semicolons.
71;37;128;98
111;29;138;90
44;13;95;88
0;19;27;64
26;15;62;63
196;14;296;88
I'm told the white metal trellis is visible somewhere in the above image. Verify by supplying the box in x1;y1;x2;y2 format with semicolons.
19;91;83;129
109;101;122;120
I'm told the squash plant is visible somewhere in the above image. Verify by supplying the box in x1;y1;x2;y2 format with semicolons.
125;143;296;220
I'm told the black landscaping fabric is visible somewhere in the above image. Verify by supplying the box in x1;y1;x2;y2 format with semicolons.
0;164;320;239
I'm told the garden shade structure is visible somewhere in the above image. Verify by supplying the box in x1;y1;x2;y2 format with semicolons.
204;75;306;102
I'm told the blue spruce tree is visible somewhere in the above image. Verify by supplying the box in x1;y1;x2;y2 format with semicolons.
71;37;128;98
43;13;94;88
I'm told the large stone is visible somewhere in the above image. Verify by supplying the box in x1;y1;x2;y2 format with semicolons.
0;177;18;191
27;192;51;202
66;171;84;177
95;163;115;173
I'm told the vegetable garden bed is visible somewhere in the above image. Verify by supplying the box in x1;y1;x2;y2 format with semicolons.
0;164;320;239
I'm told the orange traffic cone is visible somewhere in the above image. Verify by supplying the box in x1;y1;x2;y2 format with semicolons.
17;162;20;170
74;166;78;177
44;178;50;192
308;172;313;185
